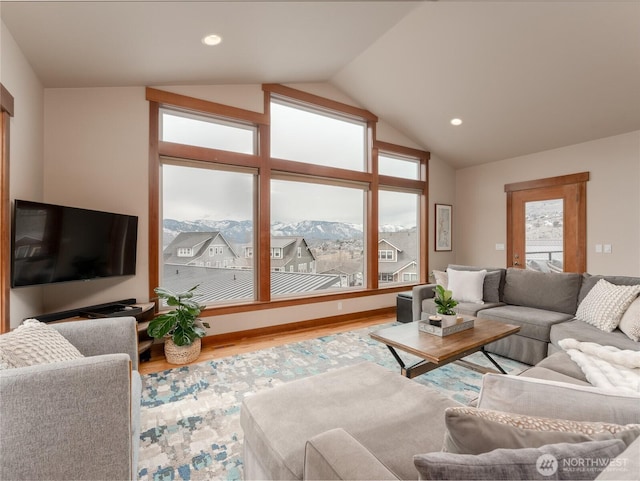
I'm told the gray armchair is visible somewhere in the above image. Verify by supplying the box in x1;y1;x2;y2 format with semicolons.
0;317;141;481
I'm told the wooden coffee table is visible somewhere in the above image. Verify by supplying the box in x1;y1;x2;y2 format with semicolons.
370;317;520;378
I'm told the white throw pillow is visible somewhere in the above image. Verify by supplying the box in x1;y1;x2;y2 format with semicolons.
0;319;84;369
576;279;640;332
446;268;486;304
619;296;640;342
432;269;448;288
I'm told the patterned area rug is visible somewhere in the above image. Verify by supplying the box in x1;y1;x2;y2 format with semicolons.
137;323;527;481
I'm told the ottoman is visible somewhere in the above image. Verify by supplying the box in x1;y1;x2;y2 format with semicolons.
240;362;460;480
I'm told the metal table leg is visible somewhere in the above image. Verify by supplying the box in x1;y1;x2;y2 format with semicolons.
481;346;507;374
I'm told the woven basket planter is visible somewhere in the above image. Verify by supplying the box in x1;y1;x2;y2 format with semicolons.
164;337;202;365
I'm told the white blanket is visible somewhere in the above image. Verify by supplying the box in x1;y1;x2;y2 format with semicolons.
559;338;640;394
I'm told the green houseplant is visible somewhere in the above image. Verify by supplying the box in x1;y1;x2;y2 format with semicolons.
148;285;210;364
433;284;458;316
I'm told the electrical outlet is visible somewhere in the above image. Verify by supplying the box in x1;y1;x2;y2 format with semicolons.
337;301;343;311
604;244;612;254
495;243;505;251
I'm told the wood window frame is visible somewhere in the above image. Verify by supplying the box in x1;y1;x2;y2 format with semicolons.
1;84;14;333
147;86;429;318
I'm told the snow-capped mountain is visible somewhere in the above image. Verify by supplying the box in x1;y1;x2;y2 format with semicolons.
163;219;253;243
163;218;410;246
270;220;363;240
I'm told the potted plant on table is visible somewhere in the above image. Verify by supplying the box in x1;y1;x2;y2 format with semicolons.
148;285;210;365
431;284;459;326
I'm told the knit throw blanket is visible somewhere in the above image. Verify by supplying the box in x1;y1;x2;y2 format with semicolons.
559;338;640;395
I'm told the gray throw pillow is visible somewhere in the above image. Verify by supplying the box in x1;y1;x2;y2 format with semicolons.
481;270;501;303
442;407;640;455
414;439;626;480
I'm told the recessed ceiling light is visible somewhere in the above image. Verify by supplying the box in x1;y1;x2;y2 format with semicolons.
450;118;463;126
202;34;222;46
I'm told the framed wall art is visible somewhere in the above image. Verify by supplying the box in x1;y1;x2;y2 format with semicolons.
435;203;452;251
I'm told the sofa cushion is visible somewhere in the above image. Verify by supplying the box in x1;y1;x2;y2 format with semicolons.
485;334;549;366
531;351;589;383
619;297;640;342
479;372;640;425
421;298;503;318
0;319;84;369
415;440;626;481
442;406;640;455
503;268;582;315
478;305;573;342
304;428;398;481
576;279;640;332
447;268;486;303
550;320;640;352
520;366;591;386
240;362;460;481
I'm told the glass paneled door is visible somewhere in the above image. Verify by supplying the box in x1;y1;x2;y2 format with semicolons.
506;173;588;273
524;199;564;272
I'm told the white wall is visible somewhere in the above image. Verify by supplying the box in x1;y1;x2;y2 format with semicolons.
455;131;640;276
1;21;46;326
428;154;456;274
41;87;149;315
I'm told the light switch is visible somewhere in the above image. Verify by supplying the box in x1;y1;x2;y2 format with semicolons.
495;243;505;251
604;244;612;254
595;244;602;253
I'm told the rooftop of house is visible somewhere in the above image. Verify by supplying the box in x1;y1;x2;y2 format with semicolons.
163;265;341;303
378;231;418;275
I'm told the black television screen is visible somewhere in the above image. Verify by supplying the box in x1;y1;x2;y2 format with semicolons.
11;200;138;288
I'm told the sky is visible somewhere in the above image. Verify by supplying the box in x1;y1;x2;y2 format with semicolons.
161;106;419;228
163;164;418;227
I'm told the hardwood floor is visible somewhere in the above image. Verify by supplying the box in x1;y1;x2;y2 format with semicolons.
139;312;395;375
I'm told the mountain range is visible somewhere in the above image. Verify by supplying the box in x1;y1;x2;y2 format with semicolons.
163;218;413;246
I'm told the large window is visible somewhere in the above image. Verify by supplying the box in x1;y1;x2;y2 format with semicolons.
270;98;366;171
160;108;256;154
161;162;255;303
378;152;419;180
378;190;419;285
148;85;428;312
271;178;365;294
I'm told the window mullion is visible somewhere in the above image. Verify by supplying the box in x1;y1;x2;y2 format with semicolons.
257;122;271;302
158;141;261;169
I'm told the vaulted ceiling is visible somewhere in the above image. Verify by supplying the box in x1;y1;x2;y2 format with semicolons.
2;1;639;168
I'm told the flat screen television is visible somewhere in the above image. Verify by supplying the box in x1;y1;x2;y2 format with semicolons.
11;200;138;288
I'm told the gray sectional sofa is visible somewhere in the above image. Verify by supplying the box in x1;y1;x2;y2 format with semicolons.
240;265;640;480
412;265;640;365
241;359;640;480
